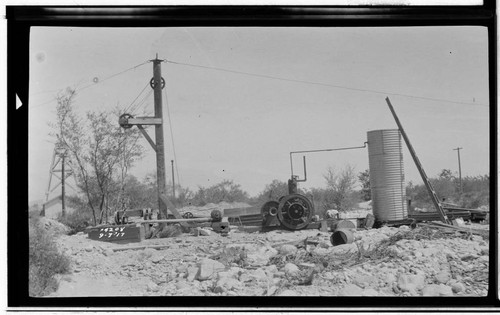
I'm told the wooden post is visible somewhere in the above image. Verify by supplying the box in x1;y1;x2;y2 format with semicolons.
61;152;66;217
152;58;168;220
385;97;450;224
171;160;176;200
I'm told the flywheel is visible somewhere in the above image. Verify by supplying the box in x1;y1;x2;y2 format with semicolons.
277;194;314;230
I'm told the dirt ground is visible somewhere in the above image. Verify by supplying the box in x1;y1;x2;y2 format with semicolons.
42;209;490;297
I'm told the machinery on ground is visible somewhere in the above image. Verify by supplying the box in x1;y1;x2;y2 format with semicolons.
261;156;315;230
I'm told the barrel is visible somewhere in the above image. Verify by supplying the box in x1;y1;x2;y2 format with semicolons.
330;229;354;246
367;129;408;221
332;219;356;231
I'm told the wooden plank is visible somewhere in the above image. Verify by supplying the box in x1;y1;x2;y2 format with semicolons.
128;117;163;125
87;225;145;243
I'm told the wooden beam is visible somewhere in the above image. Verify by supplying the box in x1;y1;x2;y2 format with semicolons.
385;97;450;225
112;244;171;252
128;117;162;125
159;194;190;228
137;125;157;152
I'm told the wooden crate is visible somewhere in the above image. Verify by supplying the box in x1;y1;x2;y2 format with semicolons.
87;224;145;243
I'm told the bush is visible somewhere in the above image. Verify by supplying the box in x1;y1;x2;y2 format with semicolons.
407;172;490;210
191;180;249;206
322;165;358;212
57;210;93;235
29;218;70;296
156;225;182;238
56;195;94;234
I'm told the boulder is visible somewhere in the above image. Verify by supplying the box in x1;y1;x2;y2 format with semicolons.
339;284;364;296
199;229;212;236
283;263;300;276
215;277;242;293
196;258;225;281
435;271;450;284
362;288;380;296
279;244;298;256
147;281;159;292
451;282;466;293
422;284;454;296
398;273;425;292
246;245;278;266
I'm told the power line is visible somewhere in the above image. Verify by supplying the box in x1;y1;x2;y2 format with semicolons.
166;59;488;107
163;86;181;188
77;60;150;93
31;60;151;109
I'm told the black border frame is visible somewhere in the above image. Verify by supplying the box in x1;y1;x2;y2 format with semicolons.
7;3;498;310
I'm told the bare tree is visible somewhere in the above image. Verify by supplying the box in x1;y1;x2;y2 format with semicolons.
51;88;144;225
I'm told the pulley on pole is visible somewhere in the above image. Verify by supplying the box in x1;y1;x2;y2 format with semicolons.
118;56;186;225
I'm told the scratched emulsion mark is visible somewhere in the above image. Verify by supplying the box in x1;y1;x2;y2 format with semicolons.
35;51;46;63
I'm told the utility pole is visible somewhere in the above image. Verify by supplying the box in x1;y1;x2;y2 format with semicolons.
171;160;176;200
152;56;168;219
61;152;66;217
118;55;186;224
453;147;463;194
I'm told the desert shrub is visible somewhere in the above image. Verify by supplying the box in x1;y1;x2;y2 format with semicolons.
407;171;490;210
191;180;249;206
29;218;70;296
157;225;182;238
57;196;93;234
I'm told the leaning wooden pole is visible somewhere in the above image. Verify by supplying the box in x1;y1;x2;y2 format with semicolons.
385;97;450;224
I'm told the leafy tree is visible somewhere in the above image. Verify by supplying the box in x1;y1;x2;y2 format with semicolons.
358;169;371;201
323;165;358;212
253;180;289;205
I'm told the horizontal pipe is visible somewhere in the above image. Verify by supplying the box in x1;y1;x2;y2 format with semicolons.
136;218;212;224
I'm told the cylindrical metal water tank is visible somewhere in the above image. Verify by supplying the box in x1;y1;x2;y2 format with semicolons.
367;129;407;221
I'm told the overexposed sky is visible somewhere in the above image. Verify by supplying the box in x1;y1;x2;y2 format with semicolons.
28;26;490;202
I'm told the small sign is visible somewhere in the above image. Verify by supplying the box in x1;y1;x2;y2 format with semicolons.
87;225;144;243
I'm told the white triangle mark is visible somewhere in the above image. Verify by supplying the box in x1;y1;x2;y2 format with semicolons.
16;94;22;110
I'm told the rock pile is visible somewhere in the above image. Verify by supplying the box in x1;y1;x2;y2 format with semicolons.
50;221;489;297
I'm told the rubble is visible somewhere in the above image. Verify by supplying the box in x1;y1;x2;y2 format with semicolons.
46;214;489;297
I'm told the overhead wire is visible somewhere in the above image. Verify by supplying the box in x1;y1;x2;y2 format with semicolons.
77;60;151;93
122;81;151;114
129;89;154;115
166;59;488;108
163;83;182;188
31;60;151;109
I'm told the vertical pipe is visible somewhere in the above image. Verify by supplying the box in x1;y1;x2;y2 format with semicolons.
153;58;168;219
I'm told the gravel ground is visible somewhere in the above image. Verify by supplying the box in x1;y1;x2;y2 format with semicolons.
47;217;490;297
